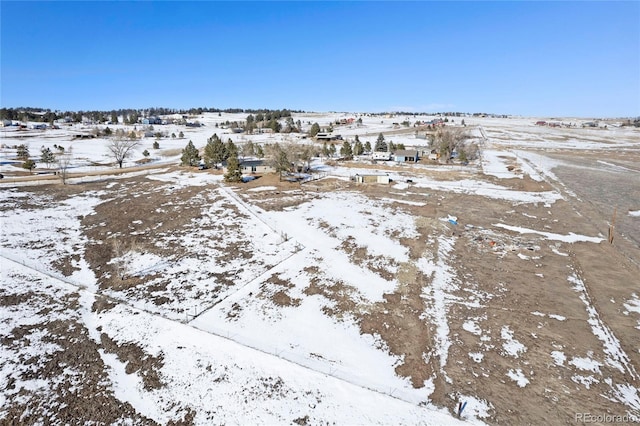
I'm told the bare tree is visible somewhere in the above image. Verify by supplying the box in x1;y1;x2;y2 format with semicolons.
108;137;140;168
291;144;316;172
430;128;467;163
56;148;73;184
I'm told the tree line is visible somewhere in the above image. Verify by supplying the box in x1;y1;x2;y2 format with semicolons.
0;107;300;125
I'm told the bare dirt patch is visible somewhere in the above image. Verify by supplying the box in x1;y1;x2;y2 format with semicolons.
100;332;165;391
339;236;397;281
0;277;157;424
260;273;301;307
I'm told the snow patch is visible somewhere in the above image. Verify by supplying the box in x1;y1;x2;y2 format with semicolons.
572;375;599;389
623;294;640;329
501;325;526;358
248;186;277;192
569;356;603;373
507;369;529;387
551;351;566;366
469;352;484;363
462;320;482;336
494;223;604;243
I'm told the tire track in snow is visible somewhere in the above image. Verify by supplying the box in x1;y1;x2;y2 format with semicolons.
567;269;638;380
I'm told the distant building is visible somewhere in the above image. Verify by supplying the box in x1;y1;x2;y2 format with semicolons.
222;159;275;174
239;159;274;174
353;173;391;184
142;116;163;125
372;151;392;161
315;132;333;141
393;150;419;163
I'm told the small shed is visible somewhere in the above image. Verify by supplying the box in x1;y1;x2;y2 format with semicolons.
354;173;390;184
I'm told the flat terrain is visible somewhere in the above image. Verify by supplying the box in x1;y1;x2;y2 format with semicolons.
1;115;639;424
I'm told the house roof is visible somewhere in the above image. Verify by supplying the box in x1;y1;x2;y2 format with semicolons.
239;159;266;167
393;150;419;157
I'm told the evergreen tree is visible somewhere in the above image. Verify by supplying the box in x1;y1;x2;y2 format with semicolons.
224;149;243;182
375;133;387;152
458;149;468;163
225;138;237;159
245;114;255;133
388;141;396;151
22;159;36;174
142;149;150;157
255;144;264;158
329;143;337;157
353;140;364;156
153;141;160;149
242;140;256;158
283;117;297;133
179;131;184;138
340;141;353;158
128;112;139;125
268;118;281;133
104;127;112;136
396;143;405;150
111;111;118;124
203;133;226;168
309;122;320;137
364;141;372;153
16;144;29;161
40;146;55;168
322;142;330;158
181;140;200;166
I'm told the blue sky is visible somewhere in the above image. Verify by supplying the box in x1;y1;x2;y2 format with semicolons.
1;1;638;117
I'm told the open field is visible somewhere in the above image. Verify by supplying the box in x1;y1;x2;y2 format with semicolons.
1;114;639;424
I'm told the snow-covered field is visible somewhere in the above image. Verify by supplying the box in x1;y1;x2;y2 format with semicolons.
1;113;639;424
